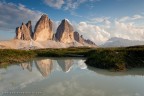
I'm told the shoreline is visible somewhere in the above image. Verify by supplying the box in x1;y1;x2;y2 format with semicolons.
0;46;144;71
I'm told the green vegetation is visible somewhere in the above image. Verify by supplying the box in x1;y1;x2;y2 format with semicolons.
34;47;92;57
0;49;36;68
0;46;144;71
0;47;92;68
85;46;144;71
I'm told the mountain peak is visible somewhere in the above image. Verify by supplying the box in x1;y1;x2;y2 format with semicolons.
33;14;53;41
41;14;48;18
55;19;74;43
102;37;144;47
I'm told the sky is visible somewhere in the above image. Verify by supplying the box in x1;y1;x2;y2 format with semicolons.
0;0;144;45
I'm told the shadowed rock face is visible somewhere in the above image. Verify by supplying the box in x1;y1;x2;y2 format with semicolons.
15;27;22;39
33;14;53;41
74;32;96;46
26;21;33;38
15;22;32;40
84;39;96;45
55;19;74;43
74;31;80;42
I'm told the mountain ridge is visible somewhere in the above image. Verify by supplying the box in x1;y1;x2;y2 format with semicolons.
0;14;96;49
101;37;144;47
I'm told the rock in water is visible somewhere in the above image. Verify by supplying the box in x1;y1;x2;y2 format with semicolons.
15;22;31;40
55;19;74;43
33;14;53;41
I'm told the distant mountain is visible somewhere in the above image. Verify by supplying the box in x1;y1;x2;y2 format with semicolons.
101;37;144;47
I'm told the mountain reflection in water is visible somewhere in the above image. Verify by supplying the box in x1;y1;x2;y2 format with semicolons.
19;58;86;77
35;59;53;77
1;58;144;96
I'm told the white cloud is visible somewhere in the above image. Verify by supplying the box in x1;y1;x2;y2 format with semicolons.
76;22;110;45
119;15;144;22
112;21;144;40
70;11;84;18
0;1;144;45
64;0;87;10
0;1;43;31
90;17;110;23
44;0;64;9
44;0;99;10
132;15;143;20
88;17;111;28
44;79;106;96
73;14;144;45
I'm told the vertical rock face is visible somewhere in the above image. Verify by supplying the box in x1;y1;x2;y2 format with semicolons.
33;14;53;41
21;23;32;40
84;39;96;45
15;22;32;40
74;32;84;44
15;27;22;39
79;35;85;44
74;31;80;42
74;31;96;46
26;21;33;37
55;19;74;43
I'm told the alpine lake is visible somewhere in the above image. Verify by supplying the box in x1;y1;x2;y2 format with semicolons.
0;57;144;96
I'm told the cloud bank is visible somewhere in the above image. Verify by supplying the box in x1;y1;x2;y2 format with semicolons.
44;0;98;10
44;0;65;9
0;1;43;31
74;14;144;45
0;1;144;45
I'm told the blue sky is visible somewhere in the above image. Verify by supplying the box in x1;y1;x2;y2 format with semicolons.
3;0;144;21
0;0;144;44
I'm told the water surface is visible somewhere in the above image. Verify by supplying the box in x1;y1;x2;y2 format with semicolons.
0;57;144;96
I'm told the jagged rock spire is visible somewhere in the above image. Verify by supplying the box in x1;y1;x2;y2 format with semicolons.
15;22;32;40
55;19;74;43
33;14;53;41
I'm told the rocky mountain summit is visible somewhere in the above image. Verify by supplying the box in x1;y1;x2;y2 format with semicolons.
55;19;74;43
15;22;32;40
33;14;53;41
14;14;96;48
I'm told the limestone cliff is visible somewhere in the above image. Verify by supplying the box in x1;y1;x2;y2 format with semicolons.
15;22;31;40
55;19;74;43
33;14;53;41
